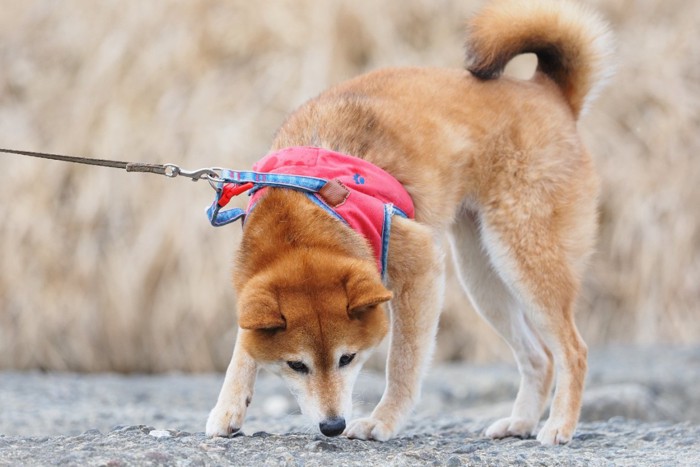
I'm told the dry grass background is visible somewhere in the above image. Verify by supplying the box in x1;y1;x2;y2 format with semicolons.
0;0;698;372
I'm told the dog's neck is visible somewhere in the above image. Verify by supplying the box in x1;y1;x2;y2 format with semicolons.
233;188;374;290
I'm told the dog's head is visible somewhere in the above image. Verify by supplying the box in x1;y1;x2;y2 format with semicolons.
235;250;390;436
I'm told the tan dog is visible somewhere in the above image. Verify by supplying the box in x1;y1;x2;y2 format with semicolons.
206;0;612;445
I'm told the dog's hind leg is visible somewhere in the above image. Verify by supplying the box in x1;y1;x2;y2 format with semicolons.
450;211;554;440
345;217;445;441
463;191;592;445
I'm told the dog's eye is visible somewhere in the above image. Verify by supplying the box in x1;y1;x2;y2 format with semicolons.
287;361;309;374
339;353;356;367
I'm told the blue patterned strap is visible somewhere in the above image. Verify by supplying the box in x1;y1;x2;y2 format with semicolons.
207;169;328;227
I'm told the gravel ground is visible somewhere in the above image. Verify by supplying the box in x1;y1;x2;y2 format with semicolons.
1;346;698;466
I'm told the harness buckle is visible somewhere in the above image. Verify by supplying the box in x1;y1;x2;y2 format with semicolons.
218;182;255;207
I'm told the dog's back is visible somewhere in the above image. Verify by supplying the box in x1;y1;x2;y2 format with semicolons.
272;0;612;226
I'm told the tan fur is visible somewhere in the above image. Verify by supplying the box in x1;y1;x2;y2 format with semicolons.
207;0;613;445
466;0;613;118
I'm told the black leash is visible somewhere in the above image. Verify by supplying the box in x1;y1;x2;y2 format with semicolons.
0;147;223;182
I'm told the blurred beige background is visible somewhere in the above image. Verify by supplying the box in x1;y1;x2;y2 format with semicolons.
0;0;697;372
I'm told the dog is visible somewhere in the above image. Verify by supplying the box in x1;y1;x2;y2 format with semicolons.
206;0;612;445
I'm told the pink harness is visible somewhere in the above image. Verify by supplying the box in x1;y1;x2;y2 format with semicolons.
207;146;415;276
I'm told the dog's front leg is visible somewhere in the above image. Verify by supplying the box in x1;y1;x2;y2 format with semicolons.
206;331;257;437
346;219;444;441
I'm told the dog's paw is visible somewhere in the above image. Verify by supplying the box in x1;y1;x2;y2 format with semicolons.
535;418;574;445
485;417;536;439
205;405;243;438
344;417;395;441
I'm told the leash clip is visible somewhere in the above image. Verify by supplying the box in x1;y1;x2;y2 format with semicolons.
163;163;224;184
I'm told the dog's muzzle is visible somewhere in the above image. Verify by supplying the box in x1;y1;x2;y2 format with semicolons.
319;417;346;437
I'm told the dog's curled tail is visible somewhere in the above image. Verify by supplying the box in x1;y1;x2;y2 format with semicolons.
465;0;614;118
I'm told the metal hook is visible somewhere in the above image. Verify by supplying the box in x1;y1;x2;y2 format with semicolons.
163;163;223;183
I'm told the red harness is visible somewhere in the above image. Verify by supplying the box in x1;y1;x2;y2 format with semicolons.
209;146;415;276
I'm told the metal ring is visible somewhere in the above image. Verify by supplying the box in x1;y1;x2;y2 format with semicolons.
163;164;180;178
206;172;226;189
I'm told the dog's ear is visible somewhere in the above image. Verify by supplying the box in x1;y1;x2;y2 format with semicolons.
237;280;286;330
344;262;392;319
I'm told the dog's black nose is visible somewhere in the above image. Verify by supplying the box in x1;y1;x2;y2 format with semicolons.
319;417;346;437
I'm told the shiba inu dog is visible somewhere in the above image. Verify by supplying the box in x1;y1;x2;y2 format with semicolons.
206;0;612;445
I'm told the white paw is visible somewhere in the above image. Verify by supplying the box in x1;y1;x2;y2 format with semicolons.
485;417;537;439
536;418;574;445
344;417;395;441
205;405;244;438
